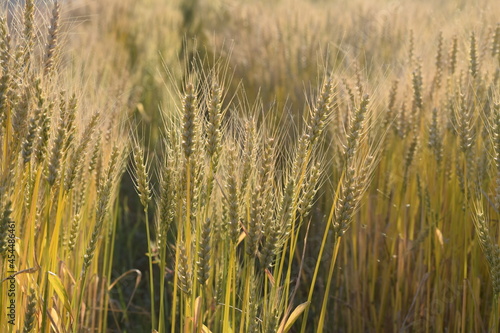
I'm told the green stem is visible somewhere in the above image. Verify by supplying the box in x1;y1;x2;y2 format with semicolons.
317;239;341;332
144;207;157;331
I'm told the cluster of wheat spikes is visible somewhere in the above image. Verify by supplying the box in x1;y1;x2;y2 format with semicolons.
0;2;127;332
129;53;377;331
132;21;500;333
333;27;500;331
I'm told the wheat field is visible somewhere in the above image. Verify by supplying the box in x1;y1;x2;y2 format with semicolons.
0;0;499;332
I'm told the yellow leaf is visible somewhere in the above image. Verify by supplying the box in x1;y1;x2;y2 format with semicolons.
435;227;444;248
201;325;213;333
283;301;310;332
47;271;72;314
47;307;61;333
194;296;202;329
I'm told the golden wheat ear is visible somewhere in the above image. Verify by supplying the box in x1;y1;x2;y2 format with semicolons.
44;1;60;78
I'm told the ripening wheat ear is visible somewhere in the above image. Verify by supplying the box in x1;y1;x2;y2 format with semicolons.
428;107;443;166
67;212;81;254
403;134;419;187
431;32;444;96
81;146;121;274
22;79;45;165
411;61;423;121
130;138;157;328
408;29;415;66
472;198;500;296
47;108;66;186
197;217;211;286
247;276;260;333
182;82;198;160
12;83;31;145
492;23;500;64
449;35;458;75
246;137;275;259
23;288;37;333
21;0;35;71
384;79;399;129
34;102;53;164
0;200;13;257
178;241;193;296
156;158;176;251
44;1;60;77
344;93;369;164
132;143;151;209
22;99;42;164
64;113;100;192
240;120;257;196
469;32;479;79
456;93;475;162
260;216;280;269
63;94;78;150
247;184;263;258
333;165;356;238
307;76;333;145
0;17;11;129
298;161;321;218
205;80;223;168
